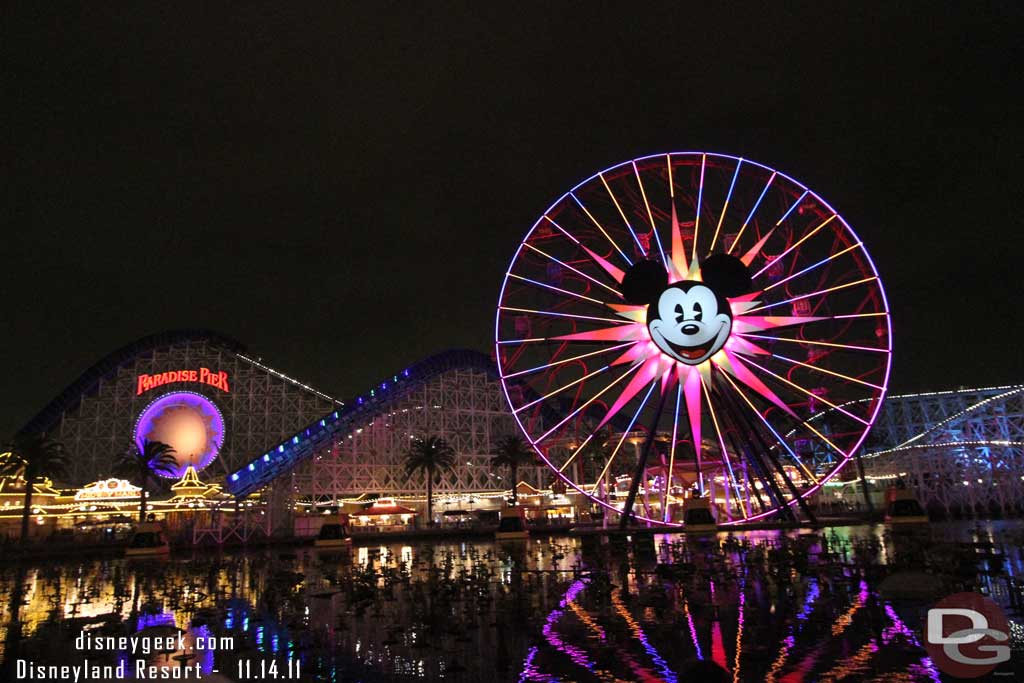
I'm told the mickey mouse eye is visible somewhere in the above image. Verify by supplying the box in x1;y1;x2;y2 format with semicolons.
693;302;703;322
674;303;685;323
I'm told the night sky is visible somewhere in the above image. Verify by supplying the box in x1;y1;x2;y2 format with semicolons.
4;4;1022;435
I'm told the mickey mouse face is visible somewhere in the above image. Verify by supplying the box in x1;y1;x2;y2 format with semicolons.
648;283;732;365
619;253;753;367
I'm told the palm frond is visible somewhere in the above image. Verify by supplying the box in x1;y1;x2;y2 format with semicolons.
3;433;68;481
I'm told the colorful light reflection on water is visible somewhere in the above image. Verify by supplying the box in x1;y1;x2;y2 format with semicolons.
0;522;1021;681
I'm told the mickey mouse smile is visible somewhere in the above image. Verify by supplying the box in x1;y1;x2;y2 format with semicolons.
647;293;733;365
652;328;725;362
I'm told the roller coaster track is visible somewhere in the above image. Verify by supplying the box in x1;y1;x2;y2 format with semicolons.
225;349;502;497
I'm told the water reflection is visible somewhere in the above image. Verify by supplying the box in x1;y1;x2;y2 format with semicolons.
0;522;1021;681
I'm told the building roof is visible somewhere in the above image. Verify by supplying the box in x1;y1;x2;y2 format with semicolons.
359;503;417;516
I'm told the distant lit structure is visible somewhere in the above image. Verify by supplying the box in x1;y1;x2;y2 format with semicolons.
0;467;232;536
349;498;417;532
815;385;1024;516
852;385;1024;516
19;330;340;486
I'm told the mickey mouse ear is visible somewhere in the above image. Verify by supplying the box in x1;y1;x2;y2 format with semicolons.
700;254;752;298
619;259;667;304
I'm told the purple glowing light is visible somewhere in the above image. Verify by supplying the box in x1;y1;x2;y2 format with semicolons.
134;391;225;478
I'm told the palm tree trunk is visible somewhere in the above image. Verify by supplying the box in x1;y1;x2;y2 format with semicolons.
511;464;518;505
602;472;609;530
426;468;433;526
20;475;34;544
139;475;148;523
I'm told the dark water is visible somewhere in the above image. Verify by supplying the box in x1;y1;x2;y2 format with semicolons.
1;522;1022;682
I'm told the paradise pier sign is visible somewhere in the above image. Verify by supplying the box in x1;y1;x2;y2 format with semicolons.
136;368;230;395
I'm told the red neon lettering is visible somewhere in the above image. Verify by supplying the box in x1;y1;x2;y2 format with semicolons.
135;368;231;395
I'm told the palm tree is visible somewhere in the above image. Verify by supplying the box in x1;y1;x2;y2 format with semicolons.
114;439;178;523
578;429;614;528
403;436;456;526
1;433;68;544
491;435;535;506
578;428;612;485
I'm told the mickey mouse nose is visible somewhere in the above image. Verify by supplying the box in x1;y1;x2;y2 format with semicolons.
681;323;700;335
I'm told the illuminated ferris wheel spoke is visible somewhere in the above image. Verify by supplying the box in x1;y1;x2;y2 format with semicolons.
716;387;788;512
708;157;743;255
505;273;613;309
558;432;595;474
618;376;672;528
720;371;819;485
668;203;691;280
832;311;889;319
556;430;629;479
775;189;810;227
522;243;624;297
663;382;683;521
496;337;547;346
721;418;772;515
702;376;748;519
765;351;888;391
498;153;891;526
731;187;807;270
717;349;795;417
501;341;634;380
751;213;838;279
540;213;577;240
682;368;704;484
534;363;643;443
542;214;636;287
800;418;847;461
597;174;649;259
569;193;630;268
761;242;863;293
691;154;707;262
514;363;617;414
499;306;632;327
727;171;777;254
739;356;871;426
743;276;878;315
631;160;668;267
730;314;831;339
593;357;673;431
593;379;659;488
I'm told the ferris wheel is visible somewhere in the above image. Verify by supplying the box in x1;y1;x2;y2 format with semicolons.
495;153;892;526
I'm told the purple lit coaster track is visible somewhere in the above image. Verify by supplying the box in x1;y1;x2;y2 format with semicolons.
495;153;892;526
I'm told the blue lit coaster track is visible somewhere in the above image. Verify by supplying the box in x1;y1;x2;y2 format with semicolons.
225;349;566;498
